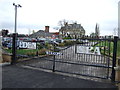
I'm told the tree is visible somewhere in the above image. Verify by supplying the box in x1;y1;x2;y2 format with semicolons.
113;28;118;36
90;32;96;37
32;30;35;34
58;19;78;27
95;23;100;36
1;29;9;37
58;19;68;27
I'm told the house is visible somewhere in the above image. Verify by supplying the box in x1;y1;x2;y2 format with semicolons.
59;22;85;38
29;26;59;39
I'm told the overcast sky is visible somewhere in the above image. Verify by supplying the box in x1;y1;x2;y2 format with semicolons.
0;0;119;35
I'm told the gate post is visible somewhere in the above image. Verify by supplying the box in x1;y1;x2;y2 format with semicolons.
52;43;55;72
11;33;18;65
111;36;118;82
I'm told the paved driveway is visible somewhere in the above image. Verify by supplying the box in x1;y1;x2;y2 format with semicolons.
2;65;118;89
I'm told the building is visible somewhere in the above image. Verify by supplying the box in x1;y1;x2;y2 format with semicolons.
59;22;85;38
118;1;120;38
29;26;59;39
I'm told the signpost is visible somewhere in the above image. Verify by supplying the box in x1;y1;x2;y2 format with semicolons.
46;51;63;72
46;51;63;55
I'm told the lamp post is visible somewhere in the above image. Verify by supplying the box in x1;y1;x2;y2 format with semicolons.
11;3;22;65
13;3;22;33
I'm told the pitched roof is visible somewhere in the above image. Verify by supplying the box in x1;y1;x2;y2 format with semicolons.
29;30;53;38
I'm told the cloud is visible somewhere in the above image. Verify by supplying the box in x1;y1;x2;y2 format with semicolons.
0;0;119;35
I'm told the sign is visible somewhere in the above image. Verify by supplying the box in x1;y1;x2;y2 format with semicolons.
46;51;63;55
19;41;36;49
76;46;101;55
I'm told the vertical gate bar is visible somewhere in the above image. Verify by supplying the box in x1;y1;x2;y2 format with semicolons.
75;44;76;63
11;33;17;65
103;39;106;65
100;39;102;64
53;55;55;72
111;36;118;82
62;44;64;61
36;41;38;56
107;40;111;78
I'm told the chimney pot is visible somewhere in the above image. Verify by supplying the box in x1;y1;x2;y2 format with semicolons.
45;26;49;32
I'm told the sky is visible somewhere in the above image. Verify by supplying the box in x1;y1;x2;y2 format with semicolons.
0;0;119;35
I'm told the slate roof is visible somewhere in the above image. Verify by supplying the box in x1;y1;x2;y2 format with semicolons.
29;30;53;38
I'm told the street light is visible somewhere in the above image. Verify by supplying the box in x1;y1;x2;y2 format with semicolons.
11;3;22;65
13;3;22;33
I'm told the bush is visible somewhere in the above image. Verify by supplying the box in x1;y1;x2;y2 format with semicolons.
47;44;54;50
58;43;65;47
38;48;47;55
63;37;72;39
26;51;36;56
37;44;43;49
58;41;76;47
64;41;75;46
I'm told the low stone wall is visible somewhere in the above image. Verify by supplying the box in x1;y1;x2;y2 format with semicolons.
2;53;12;63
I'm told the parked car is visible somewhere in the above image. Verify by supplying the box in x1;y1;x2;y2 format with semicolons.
55;39;62;43
31;38;37;42
7;41;19;49
7;43;12;49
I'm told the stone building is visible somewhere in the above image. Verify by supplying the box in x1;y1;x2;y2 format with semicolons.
59;22;85;38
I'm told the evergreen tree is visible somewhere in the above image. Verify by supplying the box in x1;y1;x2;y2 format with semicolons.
95;23;100;36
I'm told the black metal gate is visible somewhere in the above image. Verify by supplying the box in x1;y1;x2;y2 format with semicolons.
53;37;113;79
11;35;118;81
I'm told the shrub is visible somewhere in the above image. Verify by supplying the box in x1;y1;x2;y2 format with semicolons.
37;44;43;49
58;43;65;47
38;48;47;55
63;37;72;39
64;41;75;46
26;51;36;56
47;44;54;50
58;41;76;47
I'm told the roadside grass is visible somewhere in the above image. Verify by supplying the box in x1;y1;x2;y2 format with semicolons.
4;49;38;55
3;43;54;56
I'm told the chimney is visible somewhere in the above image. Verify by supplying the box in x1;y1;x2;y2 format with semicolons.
45;26;49;32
